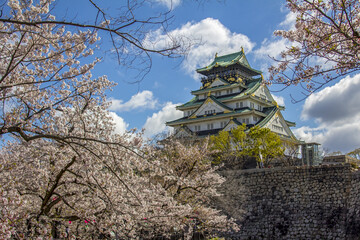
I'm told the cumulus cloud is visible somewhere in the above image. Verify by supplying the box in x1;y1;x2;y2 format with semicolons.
294;74;360;153
253;13;296;76
279;11;297;30
254;38;290;63
302;75;360;124
109;111;129;134
143;102;183;138
109;90;158;112
154;0;181;9
145;18;255;79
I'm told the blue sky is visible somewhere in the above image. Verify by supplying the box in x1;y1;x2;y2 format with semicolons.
56;0;360;153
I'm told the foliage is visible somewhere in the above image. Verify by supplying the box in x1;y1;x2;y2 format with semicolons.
210;124;246;164
211;125;284;167
347;148;360;160
269;0;360;98
0;0;236;238
243;126;285;167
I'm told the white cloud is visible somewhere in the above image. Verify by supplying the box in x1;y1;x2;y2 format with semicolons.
302;74;360;123
145;18;255;79
109;111;129;134
254;11;296;62
143;102;183;138
154;0;181;9
294;120;360;154
279;12;297;30
295;74;360;153
109;90;158;112
272;94;285;106
254;38;290;62
253;11;298;78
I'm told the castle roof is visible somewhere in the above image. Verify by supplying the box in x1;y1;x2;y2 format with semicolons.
196;50;262;76
178;78;273;110
167;106;268;126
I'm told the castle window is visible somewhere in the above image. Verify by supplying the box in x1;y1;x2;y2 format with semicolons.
207;123;214;130
205;110;215;115
272;124;283;132
240;102;243;108
236;102;239;108
220;121;227;128
253;116;258;122
195;125;201;131
246;118;249;124
215;91;221;96
250;102;254;109
226;89;233;94
257;105;262;111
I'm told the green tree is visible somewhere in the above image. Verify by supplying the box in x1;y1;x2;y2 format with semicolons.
243;126;284;167
347;148;360;160
210;124;246;164
211;125;284;168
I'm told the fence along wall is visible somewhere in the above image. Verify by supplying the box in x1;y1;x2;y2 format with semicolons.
215;164;360;239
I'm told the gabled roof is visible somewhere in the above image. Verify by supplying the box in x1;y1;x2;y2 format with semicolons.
256;107;278;128
196;50;262;75
178;78;265;110
223;118;243;132
257;107;299;141
209;77;229;87
174;125;193;138
188;95;233;118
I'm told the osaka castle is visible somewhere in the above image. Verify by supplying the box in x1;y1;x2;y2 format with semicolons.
166;50;299;142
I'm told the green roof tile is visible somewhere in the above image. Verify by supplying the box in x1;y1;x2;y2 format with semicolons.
196;50;262;75
167;107;255;126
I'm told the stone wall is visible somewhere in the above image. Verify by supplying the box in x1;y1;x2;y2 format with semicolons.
214;164;360;239
323;155;360;166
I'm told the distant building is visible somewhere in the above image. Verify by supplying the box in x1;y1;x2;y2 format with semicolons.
301;142;321;165
323;154;359;166
166;50;299;145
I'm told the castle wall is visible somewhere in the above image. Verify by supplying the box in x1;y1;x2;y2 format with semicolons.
214;164;360;239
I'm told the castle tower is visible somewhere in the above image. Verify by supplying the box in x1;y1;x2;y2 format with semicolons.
166;50;298;143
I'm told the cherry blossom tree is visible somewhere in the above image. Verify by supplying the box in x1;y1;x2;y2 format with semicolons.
1;136;237;238
0;0;237;238
269;0;360;98
0;0;190;80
